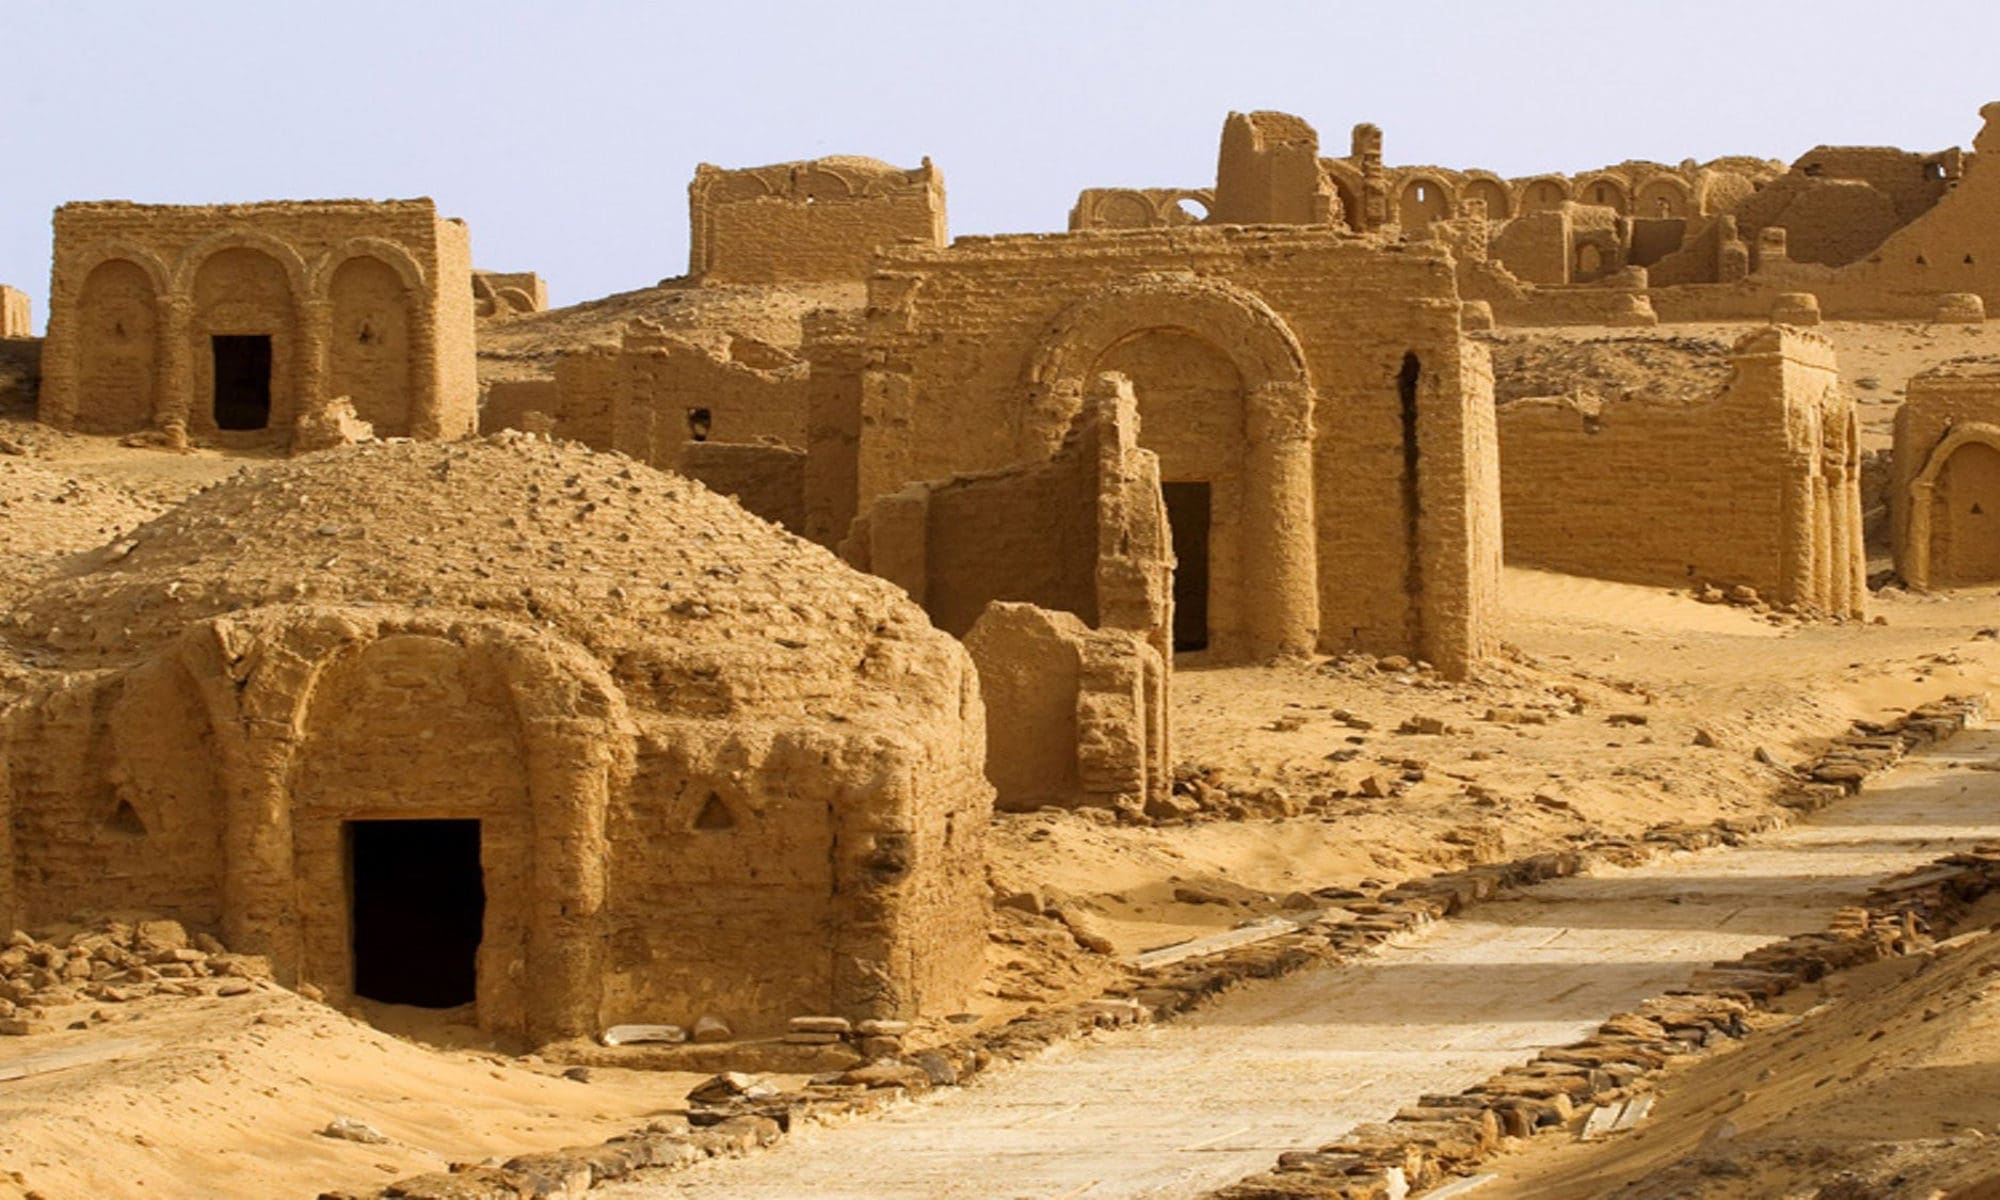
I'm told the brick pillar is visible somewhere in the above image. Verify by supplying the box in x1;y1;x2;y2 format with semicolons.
406;288;440;439
156;297;194;445
1245;380;1319;658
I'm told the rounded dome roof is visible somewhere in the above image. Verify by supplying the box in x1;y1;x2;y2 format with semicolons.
9;434;958;720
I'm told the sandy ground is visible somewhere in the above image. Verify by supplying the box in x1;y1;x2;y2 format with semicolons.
0;991;709;1200
606;730;2000;1200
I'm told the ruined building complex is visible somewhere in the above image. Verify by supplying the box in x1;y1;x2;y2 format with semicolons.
16;101;2000;1045
37;199;478;447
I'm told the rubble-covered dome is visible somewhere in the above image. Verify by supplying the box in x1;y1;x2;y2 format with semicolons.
7;433;951;720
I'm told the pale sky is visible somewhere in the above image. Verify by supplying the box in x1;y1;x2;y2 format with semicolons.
4;0;1999;331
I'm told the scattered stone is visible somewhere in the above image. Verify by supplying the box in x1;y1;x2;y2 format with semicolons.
601;1023;688;1046
320;1116;390;1145
691;1015;734;1044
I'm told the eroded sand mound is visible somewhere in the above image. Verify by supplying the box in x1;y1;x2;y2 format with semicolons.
6;433;934;718
1489;332;1736;406
0;458;164;595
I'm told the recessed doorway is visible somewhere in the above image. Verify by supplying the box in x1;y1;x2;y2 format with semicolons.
348;819;484;1008
211;334;272;430
1162;481;1211;653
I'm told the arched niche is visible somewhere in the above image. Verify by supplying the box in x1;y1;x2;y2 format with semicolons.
1397;176;1456;230
325;255;415;435
73;258;162;434
188;245;299;437
1462;175;1512;220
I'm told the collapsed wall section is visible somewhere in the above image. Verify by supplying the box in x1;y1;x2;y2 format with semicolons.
1498;326;1863;615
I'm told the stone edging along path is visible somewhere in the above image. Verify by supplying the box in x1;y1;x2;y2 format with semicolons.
322;696;1985;1200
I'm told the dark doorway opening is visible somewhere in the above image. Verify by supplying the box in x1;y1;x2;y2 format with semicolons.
348;819;484;1008
1163;481;1212;653
212;335;272;430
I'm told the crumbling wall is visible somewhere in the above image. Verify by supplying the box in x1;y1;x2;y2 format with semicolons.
1212;111;1334;226
843;373;1173;660
473;270;547;317
679;441;806;532
964;603;1168;815
689;156;946;283
1498;326;1862;614
483;320;811;529
1892;359;2000;590
38;199;476;446
0;284;29;338
854;227;1499;675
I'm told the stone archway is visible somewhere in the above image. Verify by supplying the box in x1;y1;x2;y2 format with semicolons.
1907;423;2000;589
175;609;627;1043
1023;276;1316;659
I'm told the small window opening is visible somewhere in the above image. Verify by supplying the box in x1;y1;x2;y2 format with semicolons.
212;335;273;431
687;407;712;442
108;799;147;836
357;319;378;346
1917;255;1930;267
694;791;735;830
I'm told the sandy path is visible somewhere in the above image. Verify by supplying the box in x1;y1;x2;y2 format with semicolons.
609;731;2000;1200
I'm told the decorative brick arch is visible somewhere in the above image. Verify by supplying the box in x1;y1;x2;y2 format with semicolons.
67;243;173;301
1575;173;1632;214
1396;173;1458;229
311;237;428;297
1634;173;1696;219
1905;421;2000;590
1517;175;1573;212
172;228;311;300
174;608;630;1043
1023;275;1317;658
1460;172;1513;220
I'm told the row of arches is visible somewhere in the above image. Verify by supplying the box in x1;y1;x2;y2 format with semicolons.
55;232;429;440
1327;163;1709;232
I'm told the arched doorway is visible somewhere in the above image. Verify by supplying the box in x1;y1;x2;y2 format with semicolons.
1928;440;2000;584
1023;278;1317;660
1903;424;2000;590
1096;329;1243;653
189;245;297;436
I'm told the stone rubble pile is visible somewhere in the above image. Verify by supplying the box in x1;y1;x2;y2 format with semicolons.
0;917;273;1034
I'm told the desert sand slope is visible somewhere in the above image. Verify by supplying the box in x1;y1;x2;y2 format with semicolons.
0;990;703;1200
1476;896;2000;1198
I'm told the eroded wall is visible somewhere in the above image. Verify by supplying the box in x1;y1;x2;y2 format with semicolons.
0;285;29;338
689;156;946;283
1499;326;1863;614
